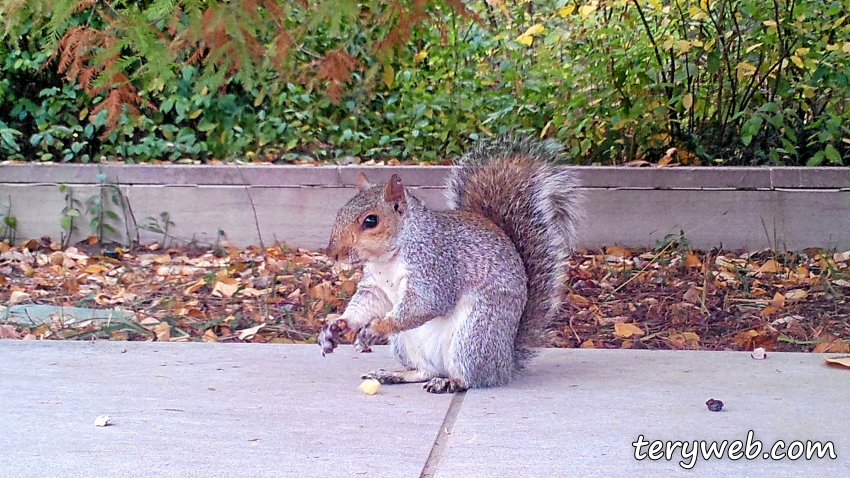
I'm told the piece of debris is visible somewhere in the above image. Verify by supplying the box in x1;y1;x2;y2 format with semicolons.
705;399;724;412
93;415;111;427
359;379;381;395
751;347;767;360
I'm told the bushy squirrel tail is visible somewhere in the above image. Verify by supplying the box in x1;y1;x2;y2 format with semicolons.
445;135;582;364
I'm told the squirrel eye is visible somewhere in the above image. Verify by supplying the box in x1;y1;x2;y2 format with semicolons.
362;214;379;229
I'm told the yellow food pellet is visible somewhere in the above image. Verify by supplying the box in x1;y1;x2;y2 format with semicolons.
359;379;381;395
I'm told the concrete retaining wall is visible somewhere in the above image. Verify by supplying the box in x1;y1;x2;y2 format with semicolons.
1;163;848;251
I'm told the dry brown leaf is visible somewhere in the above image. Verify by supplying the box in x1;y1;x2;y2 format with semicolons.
733;329;774;350
202;329;218;342
784;289;808;302
580;339;596;348
684;252;702;268
9;290;30;304
614;323;645;338
568;293;591;308
61;277;80;294
154;322;171;341
657;147;677;167
813;339;850;354
83;264;110;274
824;355;850;368
237;324;264;341
767;291;785;308
183;279;205;295
757;259;781;273
212;280;239;298
598;316;627;326
760;306;779;317
683;286;702;304
667;331;700;349
605;245;631;258
0;324;21;339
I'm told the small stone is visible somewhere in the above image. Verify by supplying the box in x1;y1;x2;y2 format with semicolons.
705;398;724;412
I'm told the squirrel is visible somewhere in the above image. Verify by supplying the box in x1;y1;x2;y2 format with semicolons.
318;135;582;393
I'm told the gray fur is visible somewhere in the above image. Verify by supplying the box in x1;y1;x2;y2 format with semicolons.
446;135;583;366
323;134;582;391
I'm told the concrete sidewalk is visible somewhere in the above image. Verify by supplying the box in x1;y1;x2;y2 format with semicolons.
0;342;847;477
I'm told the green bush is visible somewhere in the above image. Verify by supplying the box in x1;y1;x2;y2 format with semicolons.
0;0;847;165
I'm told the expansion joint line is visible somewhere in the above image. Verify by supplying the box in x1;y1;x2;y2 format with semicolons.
420;390;467;478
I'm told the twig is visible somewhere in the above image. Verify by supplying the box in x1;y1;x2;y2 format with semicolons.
233;162;265;249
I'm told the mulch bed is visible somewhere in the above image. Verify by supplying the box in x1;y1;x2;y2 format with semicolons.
1;238;848;354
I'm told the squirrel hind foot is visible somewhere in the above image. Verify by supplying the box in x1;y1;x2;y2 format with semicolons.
423;377;466;394
361;369;429;385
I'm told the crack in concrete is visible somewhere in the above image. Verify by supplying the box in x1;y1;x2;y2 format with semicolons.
420;390;467;478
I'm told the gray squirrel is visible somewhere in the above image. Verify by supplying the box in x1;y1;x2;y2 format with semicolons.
318;135;582;393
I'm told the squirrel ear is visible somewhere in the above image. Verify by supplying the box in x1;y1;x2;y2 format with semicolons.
384;174;405;205
356;172;372;191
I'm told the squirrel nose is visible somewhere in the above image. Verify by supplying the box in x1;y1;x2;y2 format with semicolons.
325;243;340;262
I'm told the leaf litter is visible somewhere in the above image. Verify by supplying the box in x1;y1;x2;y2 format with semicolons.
0;238;848;356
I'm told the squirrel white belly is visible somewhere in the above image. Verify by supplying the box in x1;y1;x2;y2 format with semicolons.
318;135;582;393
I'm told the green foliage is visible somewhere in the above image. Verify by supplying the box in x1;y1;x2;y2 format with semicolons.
0;0;847;165
139;211;176;247
85;171;124;242
0;197;18;243
58;183;82;248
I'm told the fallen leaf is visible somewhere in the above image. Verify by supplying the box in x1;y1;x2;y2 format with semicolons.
580;339;596;348
154;322;171;341
212;280;239;298
657;147;677;167
568;293;591;308
0;324;21;339
9;290;30;304
684;252;702;268
202;329;218;342
83;264;110;274
757;259;781;273
683;286;702;304
61;277;80;294
824;355;850;368
605;245;632;258
784;289;807;301
237;324;264;341
813;339;850;353
598;316;628;326
767;292;785;308
183;279;205;295
614;323;645;338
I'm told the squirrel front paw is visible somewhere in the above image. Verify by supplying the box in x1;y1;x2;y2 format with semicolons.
354;324;384;353
318;318;349;356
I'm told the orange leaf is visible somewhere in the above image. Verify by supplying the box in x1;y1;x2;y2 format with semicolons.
813;339;850;353
605;245;632;258
614;323;645;338
684;252;702;268
568;293;591;308
757;259;781;273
